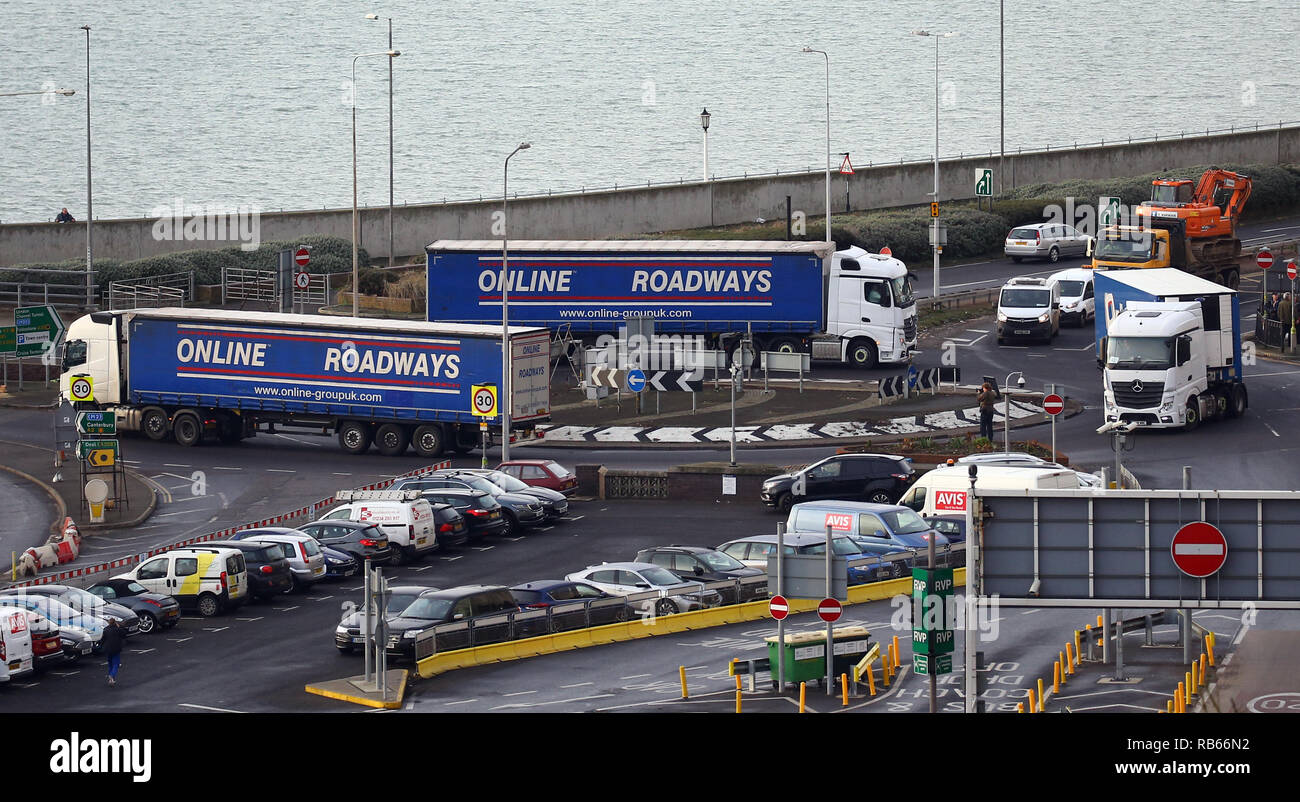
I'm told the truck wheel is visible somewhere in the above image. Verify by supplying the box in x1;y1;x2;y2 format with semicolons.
848;339;878;370
411;424;445;458
1227;384;1248;418
173;412;203;447
1210;389;1229;420
141;407;169;441
374;424;410;457
338;421;373;454
1183;400;1200;432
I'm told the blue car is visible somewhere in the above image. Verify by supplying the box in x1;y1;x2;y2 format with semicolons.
847;538;916;580
321;546;360;579
787;501;949;551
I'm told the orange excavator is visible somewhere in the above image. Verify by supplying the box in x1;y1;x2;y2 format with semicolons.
1137;167;1252;265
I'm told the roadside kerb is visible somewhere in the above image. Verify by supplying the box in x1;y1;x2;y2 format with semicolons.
2;458;451;589
413;570;963;680
0;461;68;540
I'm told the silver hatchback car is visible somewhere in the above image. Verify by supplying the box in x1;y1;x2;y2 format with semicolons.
1005;223;1089;263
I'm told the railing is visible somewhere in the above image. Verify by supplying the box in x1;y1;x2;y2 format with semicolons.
0;281;92;310
222;265;277;305
601;470;669;499
106;270;193;310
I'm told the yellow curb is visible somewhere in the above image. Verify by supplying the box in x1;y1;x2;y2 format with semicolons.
305;669;408;709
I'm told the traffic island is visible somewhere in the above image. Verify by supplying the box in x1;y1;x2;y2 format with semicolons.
304;669;408;710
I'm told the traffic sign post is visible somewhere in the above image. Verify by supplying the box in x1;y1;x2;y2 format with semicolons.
913;566;955;707
78;438;119;465
76;410;117;436
769;595;789;620
625;368;646;394
1171;521;1228;580
817;598;842;623
294;246;311;268
839;153;854;175
471;383;498;469
68;375;94;402
1044;388;1063;462
975;168;993;197
14;305;65;358
1290;260;1298;353
1258;249;1275;316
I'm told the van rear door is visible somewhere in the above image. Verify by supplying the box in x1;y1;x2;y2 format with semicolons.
0;607;34;681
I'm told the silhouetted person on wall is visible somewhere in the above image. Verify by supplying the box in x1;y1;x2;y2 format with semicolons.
55;207;75;223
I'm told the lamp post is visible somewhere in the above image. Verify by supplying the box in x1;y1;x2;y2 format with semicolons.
350;49;400;317
1004;371;1023;453
501;142;531;462
700;107;710;181
800;47;831;244
912;30;956;300
81;25;93;309
365;14;396;268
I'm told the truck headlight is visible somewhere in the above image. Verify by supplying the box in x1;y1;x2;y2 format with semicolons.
997;312;1007;322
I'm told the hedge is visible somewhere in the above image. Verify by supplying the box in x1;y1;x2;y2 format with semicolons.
0;235;368;288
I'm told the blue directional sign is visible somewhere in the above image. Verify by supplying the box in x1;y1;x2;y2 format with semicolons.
625;368;646;393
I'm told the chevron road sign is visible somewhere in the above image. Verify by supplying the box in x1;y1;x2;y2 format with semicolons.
589;365;628;389
646;369;703;392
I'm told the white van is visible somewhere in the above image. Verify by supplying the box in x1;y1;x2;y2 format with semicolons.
0;605;35;682
1048;267;1095;327
115;546;249;617
323;490;438;564
996;276;1061;344
898;464;1082;519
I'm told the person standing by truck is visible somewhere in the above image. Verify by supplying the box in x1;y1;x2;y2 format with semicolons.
977;382;997;441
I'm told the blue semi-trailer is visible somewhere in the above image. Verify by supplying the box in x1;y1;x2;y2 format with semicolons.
58;308;550;456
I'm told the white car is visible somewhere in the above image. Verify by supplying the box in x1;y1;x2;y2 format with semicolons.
565;562;721;618
1049;267;1095;327
229;528;328;591
955;453;1102;488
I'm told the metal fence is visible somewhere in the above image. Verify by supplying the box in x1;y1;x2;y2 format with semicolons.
1256;316;1289;349
106;270;193;310
602;471;669;499
222;265;278;305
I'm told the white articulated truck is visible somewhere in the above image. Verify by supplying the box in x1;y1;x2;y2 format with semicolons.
1096;268;1245;430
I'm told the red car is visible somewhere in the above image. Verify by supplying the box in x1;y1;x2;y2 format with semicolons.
24;612;66;670
496;459;578;496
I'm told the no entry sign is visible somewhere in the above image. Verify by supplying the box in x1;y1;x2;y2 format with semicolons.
1043;394;1064;416
817;598;842;623
294;247;311;268
1289;260;1298;281
1257;249;1273;270
1171;521;1228;578
769;595;789;620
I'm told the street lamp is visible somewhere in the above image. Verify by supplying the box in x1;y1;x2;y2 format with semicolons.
501;142;531;462
700;107;710;181
81;24;93;309
911;30;956;300
365;13;396;269
800;47;831;244
350;49;400;317
1004;371;1024;453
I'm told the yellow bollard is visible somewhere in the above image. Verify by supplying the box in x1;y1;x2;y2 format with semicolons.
1038;677;1046;712
841;673;849;707
679;665;688;699
1190;664;1198;697
892;635;901;669
1074;630;1082;664
1059;651;1067;683
1096;614;1103;628
735;674;742;691
799;682;807;713
1206;632;1216;667
882;659;892;688
728;658;737;676
1017;702;1025;713
1186;671;1193;702
1167;699;1174;714
1054;661;1061;695
1027;687;1037;714
1200;653;1208;684
867;665;877;696
1066;641;1075;674
736;690;742;714
1176;683;1185;713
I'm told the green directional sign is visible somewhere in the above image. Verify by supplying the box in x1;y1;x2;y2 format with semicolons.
913;653;953;676
14;305;65;358
913;567;956;661
975;168;993;197
78;438;119;460
76;410;117;436
0;326;14;355
913;626;955;656
1099;196;1122;227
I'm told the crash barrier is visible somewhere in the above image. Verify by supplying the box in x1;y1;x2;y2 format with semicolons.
760;351;810;393
12;517;82;579
2;459;452;589
417;572;955;679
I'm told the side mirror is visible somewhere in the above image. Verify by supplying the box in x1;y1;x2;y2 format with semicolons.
693;566;704;576
452;613;465;620
907;272;918;282
635;583;651;589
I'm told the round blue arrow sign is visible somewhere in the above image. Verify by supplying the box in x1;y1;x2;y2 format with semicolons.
625;368;646;393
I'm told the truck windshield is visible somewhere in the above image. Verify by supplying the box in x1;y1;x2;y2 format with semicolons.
1000;289;1050;308
1095;234;1154;262
1107;337;1173;369
890;276;915;308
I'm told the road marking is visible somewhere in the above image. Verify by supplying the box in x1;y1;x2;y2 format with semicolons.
202;627;229;633
507;536;525;542
1265;422;1281;438
440;556;462;562
343;585;365;591
235;617;264;622
1262;225;1300;233
1020;609;1040;615
443;699;478;706
1027;353;1047;358
212;466;241;471
568;515;586;521
560;681;593;688
50;670;80;677
965;329;990;334
152;510;196;518
129;648;155;654
965;334;988;346
683;664;709;672
163;463;192;468
493;693;615;710
267;468;296;473
620;673;652;679
408;565;432;571
178;703;246;713
1052;343;1096;351
313;595;334;601
279;606;300;612
472;546;495;552
332;472;353;476
169;637;193;643
503;690;537;697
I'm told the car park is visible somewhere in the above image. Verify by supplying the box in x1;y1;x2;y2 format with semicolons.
633;545;767;602
85;580;181;633
322;490;440;564
497;459;579;495
1004;222;1089;263
997;276;1061;344
114;546;249;617
565;562;723;617
395;474;545;535
715;533;889;586
205;540;294;601
410;488;508;539
785;501;947;550
293;520;396;565
227;529;328;591
454;469;570;521
335;585;438;654
760;453;915;512
1;584;141;636
383;585;522;660
1049;267;1095;327
0;606;34;683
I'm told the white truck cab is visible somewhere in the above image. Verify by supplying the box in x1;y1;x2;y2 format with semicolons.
819;246;918;368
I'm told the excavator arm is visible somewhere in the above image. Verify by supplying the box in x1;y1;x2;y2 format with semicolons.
1193;168;1251;224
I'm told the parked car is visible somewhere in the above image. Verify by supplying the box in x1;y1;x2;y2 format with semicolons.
205;540;294;601
294;520;396;564
508;580;630;625
954;452;1102;488
565;562;723;617
634;545;766;602
0;595;105;652
760;453;915;512
410;488;508;539
924;516;966;544
22;611;67;670
455;469;569;521
497;459;579;495
715;533;884;587
85;580;181;633
113;546;249;616
786;501;948;550
318;492;439;564
395;474;545;535
844;538;916;579
321;546;360;579
228;528;327;591
1;584;140;636
335;585;438;654
1004;222;1089;263
383;585;521;660
1049;266;1095;327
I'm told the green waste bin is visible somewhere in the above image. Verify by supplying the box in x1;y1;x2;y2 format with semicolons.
765;626;872;685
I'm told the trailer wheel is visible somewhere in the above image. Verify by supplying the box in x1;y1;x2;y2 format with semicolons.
848;338;878;370
769;337;802;354
141;407;169;441
411;424;445;458
374;423;410;457
338;421;373;454
173;412;203;447
1227;384;1248;418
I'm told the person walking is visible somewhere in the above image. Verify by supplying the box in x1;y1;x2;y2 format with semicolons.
55;207;75;223
102;617;125;686
977;381;997;441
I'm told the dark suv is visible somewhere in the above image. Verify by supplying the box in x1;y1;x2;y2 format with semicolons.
294;520;396;564
414;489;508;539
384;585;520;660
207;540;293;601
634;545;767;603
760;453;915;512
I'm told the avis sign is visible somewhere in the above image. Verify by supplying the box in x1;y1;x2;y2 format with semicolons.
933;490;967;513
824;513;853;532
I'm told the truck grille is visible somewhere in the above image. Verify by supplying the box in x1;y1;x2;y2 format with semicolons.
904;316;917;342
1112;380;1164;408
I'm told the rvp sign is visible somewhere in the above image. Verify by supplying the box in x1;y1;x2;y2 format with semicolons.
933;490;967;512
824;513;853;532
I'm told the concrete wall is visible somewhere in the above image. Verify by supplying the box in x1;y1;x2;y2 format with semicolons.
4;126;1297;268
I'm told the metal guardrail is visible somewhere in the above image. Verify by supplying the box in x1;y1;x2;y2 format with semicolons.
222;265;277;305
0;281;93;310
106;270;193;310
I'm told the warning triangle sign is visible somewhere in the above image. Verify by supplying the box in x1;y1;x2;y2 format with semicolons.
839;154;854;175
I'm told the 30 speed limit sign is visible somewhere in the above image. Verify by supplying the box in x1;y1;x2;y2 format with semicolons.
470;384;498;417
69;375;94;402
